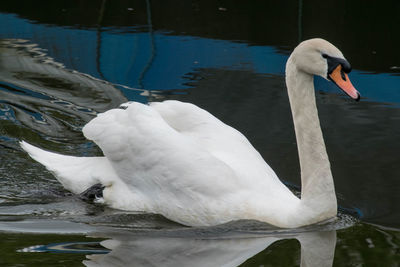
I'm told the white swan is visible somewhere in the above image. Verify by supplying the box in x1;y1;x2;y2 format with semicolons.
20;38;360;228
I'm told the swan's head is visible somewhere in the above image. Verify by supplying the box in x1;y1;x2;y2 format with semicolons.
289;38;360;101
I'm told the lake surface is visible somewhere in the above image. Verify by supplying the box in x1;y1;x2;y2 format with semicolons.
0;1;400;266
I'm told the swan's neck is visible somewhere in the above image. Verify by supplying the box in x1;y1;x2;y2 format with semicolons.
285;58;337;218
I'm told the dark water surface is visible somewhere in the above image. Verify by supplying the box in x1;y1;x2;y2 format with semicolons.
0;1;400;266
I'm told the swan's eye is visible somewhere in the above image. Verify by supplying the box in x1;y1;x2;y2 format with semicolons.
322;53;328;59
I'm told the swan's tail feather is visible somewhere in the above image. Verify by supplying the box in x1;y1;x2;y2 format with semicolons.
20;141;115;194
20;141;70;171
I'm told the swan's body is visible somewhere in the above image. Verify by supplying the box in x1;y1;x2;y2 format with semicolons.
21;38;360;228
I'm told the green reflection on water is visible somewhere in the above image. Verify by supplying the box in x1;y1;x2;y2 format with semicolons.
0;233;103;267
1;223;398;266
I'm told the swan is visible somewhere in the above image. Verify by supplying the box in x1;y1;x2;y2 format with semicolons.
20;38;360;228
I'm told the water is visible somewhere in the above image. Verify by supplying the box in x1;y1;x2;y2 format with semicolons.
0;1;400;266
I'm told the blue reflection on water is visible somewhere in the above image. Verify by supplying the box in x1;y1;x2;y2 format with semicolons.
1;12;399;105
0;81;52;100
18;241;109;254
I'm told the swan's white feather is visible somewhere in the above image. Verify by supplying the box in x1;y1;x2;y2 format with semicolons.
150;101;285;187
20;141;118;193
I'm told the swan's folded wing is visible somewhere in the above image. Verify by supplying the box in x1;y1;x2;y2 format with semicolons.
82;102;241;202
150;100;283;187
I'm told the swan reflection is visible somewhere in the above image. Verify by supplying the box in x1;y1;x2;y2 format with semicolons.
82;230;336;267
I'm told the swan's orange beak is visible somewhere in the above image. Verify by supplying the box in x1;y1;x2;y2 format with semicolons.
329;65;360;101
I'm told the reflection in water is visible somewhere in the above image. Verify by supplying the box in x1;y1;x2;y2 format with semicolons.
0;39;125;143
20;229;336;267
12;220;400;267
86;232;335;267
18;241;109;254
0;38;171;145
